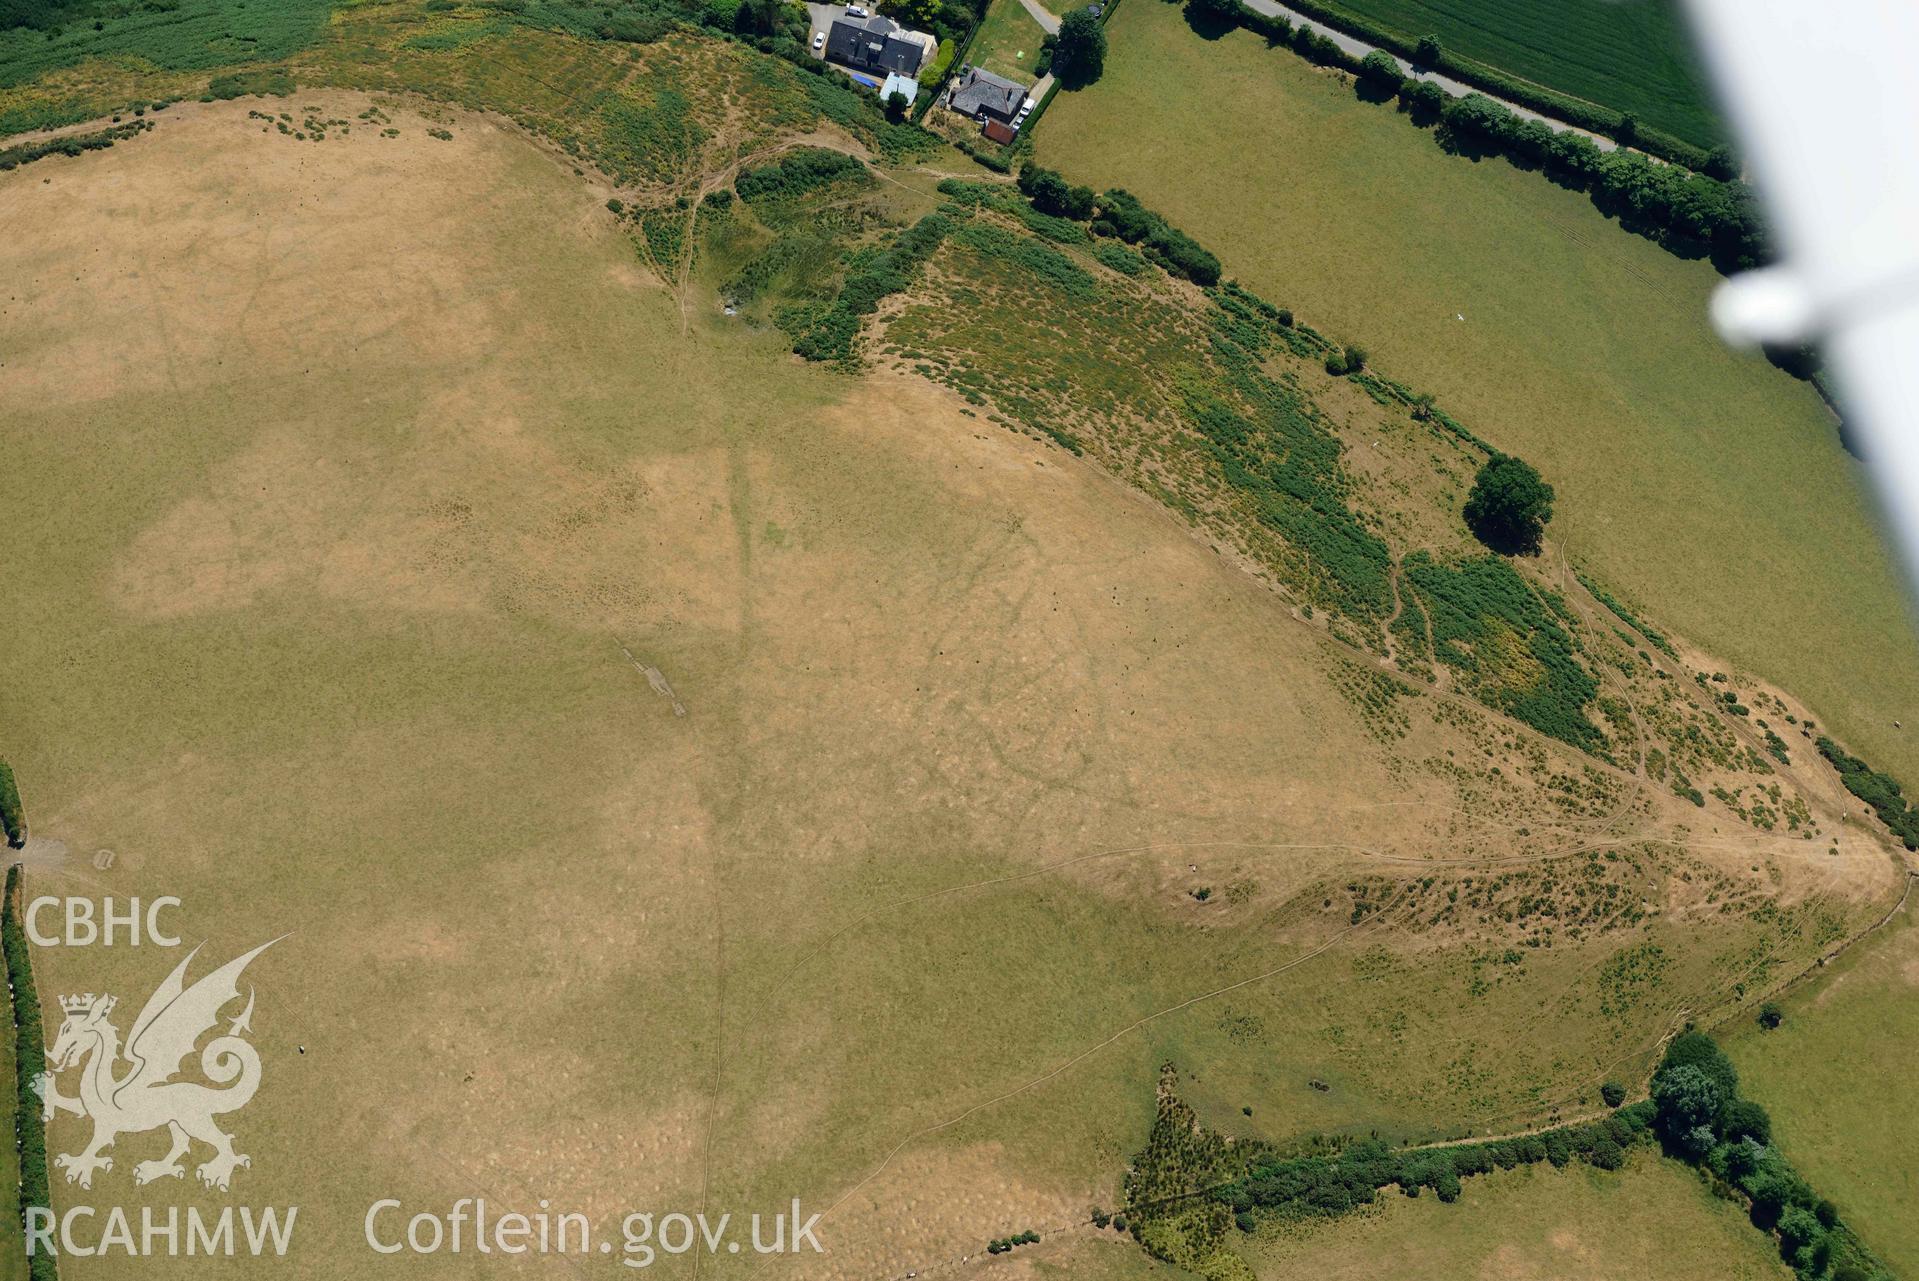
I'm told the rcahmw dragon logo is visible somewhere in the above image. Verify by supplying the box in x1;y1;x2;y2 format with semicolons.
35;938;282;1192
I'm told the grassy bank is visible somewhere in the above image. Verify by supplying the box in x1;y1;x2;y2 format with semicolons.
1038;0;1919;787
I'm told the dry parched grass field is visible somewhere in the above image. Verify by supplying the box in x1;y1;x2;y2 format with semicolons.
0;17;1909;1281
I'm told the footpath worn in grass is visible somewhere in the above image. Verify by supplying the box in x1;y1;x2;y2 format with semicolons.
1727;895;1919;1279
1332;0;1721;148
1038;0;1919;789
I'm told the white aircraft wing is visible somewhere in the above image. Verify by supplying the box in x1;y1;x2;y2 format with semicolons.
1684;0;1919;591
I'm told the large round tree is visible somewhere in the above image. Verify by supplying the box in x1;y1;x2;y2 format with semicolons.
1463;454;1554;554
1053;9;1107;88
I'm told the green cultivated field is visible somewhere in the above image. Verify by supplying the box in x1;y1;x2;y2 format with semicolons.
1728;897;1919;1278
1332;0;1722;147
1239;1153;1787;1280
1039;0;1919;789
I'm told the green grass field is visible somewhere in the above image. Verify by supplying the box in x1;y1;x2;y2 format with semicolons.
965;0;1050;86
1727;895;1919;1279
1329;0;1722;147
1039;0;1919;791
1237;1152;1787;1279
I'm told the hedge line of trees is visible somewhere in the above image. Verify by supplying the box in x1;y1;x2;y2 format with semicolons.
1416;89;1765;271
3;865;55;1281
1650;1032;1888;1280
1188;0;1719;170
1207;1100;1654;1229
1816;736;1919;850
0;117;149;174
0;762;22;850
1180;0;1766;273
790;211;955;363
1015;163;1221;284
1170;1033;1885;1280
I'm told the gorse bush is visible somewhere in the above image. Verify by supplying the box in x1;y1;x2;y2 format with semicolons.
206;68;297;100
0;0;327;92
1093;240;1146;275
735;147;869;202
1402;552;1600;750
953;221;1096;297
792;211;954;363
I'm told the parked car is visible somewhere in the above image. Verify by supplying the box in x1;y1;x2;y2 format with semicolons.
812;30;825;49
845;5;867;16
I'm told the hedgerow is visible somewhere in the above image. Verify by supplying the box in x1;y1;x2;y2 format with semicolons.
1010;165;1221;284
0;117;149;171
1124;1073;1656;1273
1190;0;1710;166
0;761;21;849
1092;187;1221;285
1816;737;1919;850
1175;0;1765;272
1425;91;1763;270
1648;1033;1890;1280
3;864;54;1280
1130;1037;1885;1281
